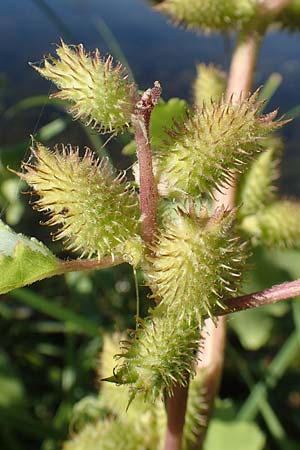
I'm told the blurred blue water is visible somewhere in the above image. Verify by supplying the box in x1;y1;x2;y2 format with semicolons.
1;0;300;191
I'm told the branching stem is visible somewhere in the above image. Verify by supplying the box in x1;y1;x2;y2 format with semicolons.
219;279;300;316
132;82;190;450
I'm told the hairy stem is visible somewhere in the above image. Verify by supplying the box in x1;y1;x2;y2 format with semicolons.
219;279;300;315
132;81;190;450
132;81;161;243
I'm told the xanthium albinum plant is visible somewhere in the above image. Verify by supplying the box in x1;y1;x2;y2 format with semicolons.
3;38;300;448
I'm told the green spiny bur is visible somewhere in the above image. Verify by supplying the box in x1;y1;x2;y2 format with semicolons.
33;40;136;133
157;0;257;32
238;143;281;217
146;207;247;319
63;418;146;450
155;91;284;199
18;141;141;260
112;314;200;401
194;64;226;108
241;201;300;248
98;334;166;446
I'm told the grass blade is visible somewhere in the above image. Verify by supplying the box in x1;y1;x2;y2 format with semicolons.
9;289;101;338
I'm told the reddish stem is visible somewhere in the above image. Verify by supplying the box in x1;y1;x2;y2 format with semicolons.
164;384;190;450
58;255;123;273
219;279;300;316
132;81;161;243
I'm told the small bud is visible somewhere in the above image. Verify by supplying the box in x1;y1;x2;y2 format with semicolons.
241;201;300;249
156;91;285;199
194;64;226;108
17;141;141;259
32;40;136;133
157;0;257;33
146;207;247;319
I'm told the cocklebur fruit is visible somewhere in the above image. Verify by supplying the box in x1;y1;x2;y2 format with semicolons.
146;207;247;319
17;141;141;260
155;91;285;199
241;200;300;248
193;64;226;108
32;40;136;133
157;0;257;33
238;140;282;218
111;313;200;402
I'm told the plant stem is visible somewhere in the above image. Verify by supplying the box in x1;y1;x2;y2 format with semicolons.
226;30;262;104
58;255;124;273
132;82;190;450
196;26;263;450
132;81;161;243
164;384;190;450
218;279;300;316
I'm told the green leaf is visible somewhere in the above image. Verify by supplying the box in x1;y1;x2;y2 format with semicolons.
0;220;61;294
257;73;282;113
204;419;265;450
150;98;189;149
238;332;299;421
230;308;274;350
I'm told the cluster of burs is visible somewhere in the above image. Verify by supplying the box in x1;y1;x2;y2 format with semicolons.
16;1;300;448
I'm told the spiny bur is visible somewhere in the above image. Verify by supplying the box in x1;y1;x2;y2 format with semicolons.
156;91;284;199
157;0;257;33
32;40;136;133
146;207;247;320
241;200;300;249
111;313;200;402
17;141;141;260
238;143;281;218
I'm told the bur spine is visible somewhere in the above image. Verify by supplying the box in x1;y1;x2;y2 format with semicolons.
19;141;140;259
33;40;136;133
